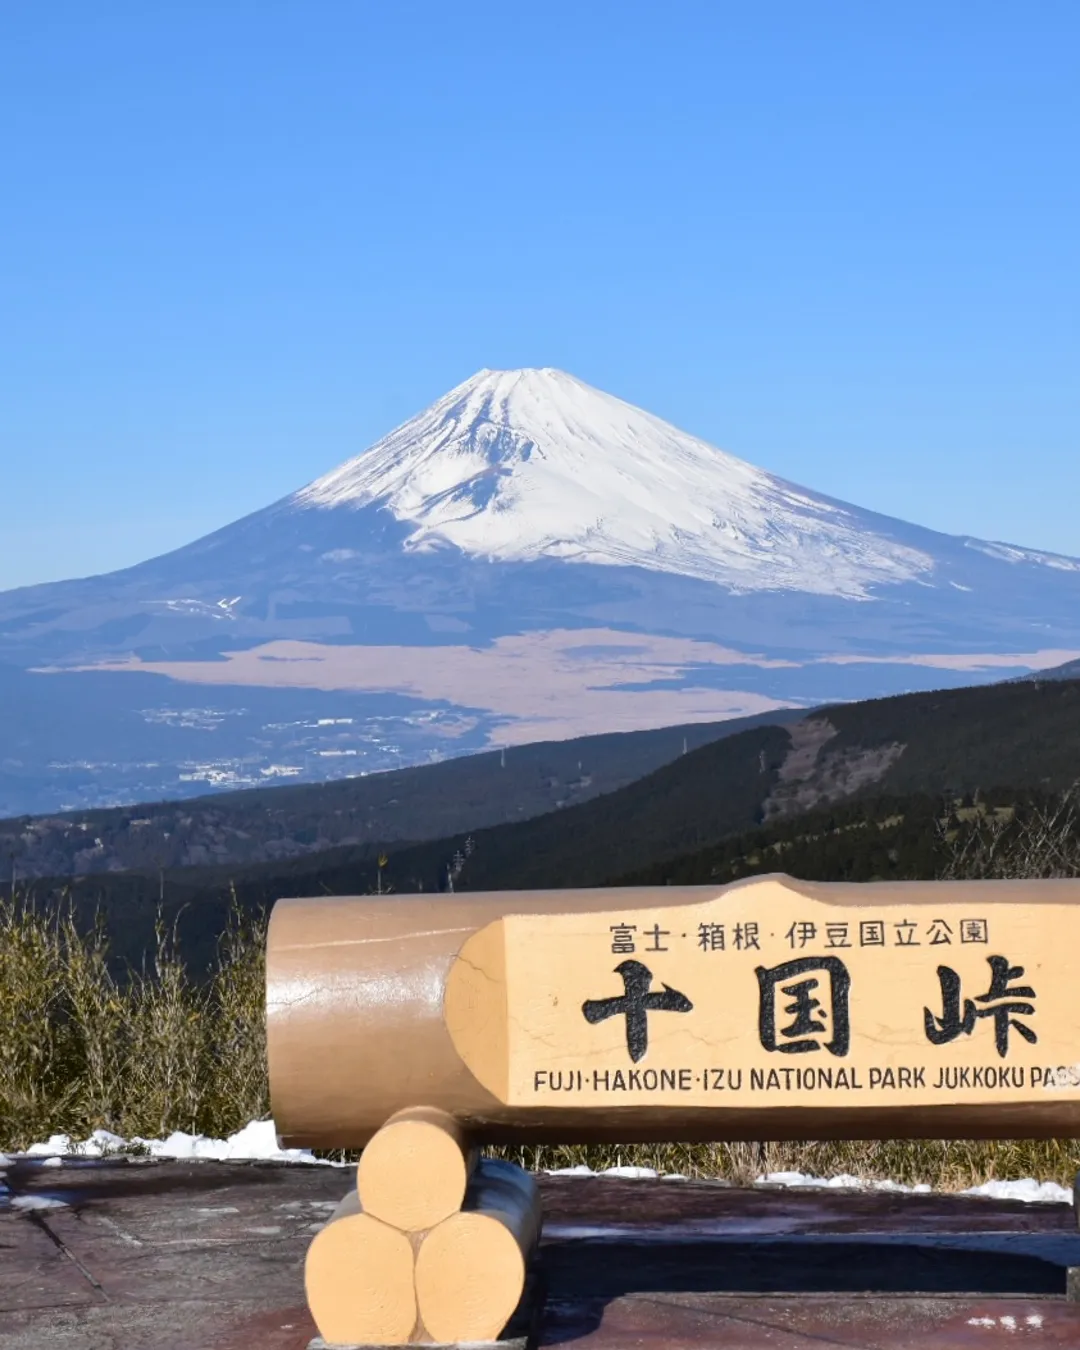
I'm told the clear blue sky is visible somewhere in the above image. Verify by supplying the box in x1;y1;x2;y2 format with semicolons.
2;1;1077;590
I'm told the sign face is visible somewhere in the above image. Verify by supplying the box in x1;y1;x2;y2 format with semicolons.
444;879;1080;1109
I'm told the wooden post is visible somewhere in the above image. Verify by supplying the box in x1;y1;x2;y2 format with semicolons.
356;1105;477;1232
304;1202;418;1345
304;1148;536;1345
414;1159;541;1344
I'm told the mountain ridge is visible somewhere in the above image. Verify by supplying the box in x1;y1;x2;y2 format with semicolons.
4;368;1080;815
16;673;1080;978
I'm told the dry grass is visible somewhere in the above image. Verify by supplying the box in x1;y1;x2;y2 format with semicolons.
0;892;267;1151
2;792;1079;1186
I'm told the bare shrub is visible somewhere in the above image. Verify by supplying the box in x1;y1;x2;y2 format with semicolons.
938;784;1080;880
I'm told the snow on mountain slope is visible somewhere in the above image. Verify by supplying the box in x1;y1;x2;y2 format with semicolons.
290;368;935;599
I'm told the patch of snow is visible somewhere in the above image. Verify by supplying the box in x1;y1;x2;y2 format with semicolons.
142;598;240;619
595;1165;661;1179
546;1164;688;1181
546;1164;1071;1204
964;538;1080;572
15;1119;346;1167
25;1129;128;1158
290;368;937;599
11;1195;69;1211
136;1119;328;1163
966;1314;1046;1331
547;1163;684;1180
757;1170;933;1194
758;1171;1072;1203
959;1177;1072;1205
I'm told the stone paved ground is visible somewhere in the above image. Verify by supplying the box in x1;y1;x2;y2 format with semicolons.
3;1157;1080;1349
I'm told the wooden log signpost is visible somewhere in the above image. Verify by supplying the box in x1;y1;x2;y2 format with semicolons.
266;873;1080;1346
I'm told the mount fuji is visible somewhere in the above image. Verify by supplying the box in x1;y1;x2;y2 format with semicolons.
4;367;1080;815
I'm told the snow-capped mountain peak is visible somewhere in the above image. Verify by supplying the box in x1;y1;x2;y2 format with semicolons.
6;367;1080;817
289;368;934;598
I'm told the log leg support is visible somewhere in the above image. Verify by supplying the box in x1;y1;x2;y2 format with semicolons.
306;1194;543;1349
307;1270;541;1350
304;1111;543;1348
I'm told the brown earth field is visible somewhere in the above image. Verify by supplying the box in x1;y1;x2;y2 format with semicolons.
43;629;1080;745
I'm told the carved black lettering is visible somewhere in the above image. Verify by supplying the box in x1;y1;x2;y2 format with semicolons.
756;956;851;1057
582;960;693;1062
